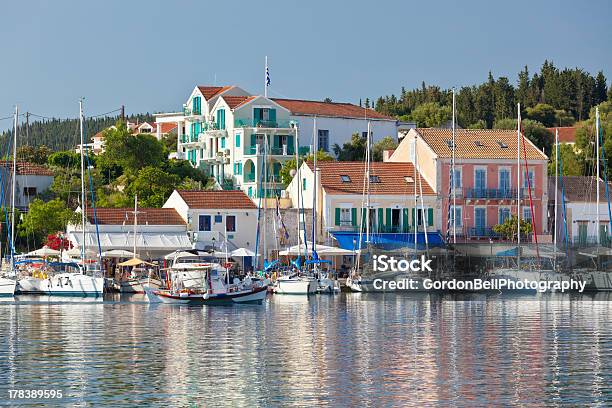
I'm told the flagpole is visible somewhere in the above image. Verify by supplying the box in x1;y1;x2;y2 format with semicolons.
265;56;268;98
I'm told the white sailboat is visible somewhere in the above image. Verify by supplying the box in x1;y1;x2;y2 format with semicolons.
0;106;20;296
46;100;104;296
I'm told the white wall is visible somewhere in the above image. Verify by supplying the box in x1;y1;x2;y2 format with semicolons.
9;175;54;210
293;115;398;155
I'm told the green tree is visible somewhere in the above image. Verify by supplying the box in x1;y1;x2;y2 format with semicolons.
548;144;582;176
526;103;556;127
493;215;533;241
48;150;82;168
467;119;487;129
17;145;52;164
372;136;398;161
408;102;452;127
554;110;575;127
279;150;333;185
19;199;74;244
128;167;180;207
164;159;209;183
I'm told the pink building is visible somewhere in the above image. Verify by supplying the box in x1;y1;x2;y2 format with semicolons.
387;128;549;242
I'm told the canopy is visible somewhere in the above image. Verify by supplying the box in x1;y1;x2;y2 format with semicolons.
68;231;191;253
164;249;209;260
231;248;258;257
26;246;60;257
279;242;354;256
101;249;135;258
117;257;155;267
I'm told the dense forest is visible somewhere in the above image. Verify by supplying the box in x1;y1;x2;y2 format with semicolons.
0;113;154;151
373;61;610;129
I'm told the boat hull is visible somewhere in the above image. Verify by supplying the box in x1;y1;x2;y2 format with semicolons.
16;277;49;294
119;278;162;293
0;277;16;297
583;270;612;291
274;277;317;295
152;286;268;305
46;274;104;296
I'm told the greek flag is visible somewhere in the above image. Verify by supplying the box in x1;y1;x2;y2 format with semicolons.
266;66;271;86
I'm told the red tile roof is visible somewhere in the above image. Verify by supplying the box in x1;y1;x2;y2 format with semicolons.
414;128;548;160
157;122;178;134
197;85;233;100
222;95;257;109
272;98;394;120
546;127;576;144
306;161;435;195
84;207;185;225
0;161;54;176
176;190;257;209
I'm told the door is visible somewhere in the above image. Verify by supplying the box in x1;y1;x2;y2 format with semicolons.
578;222;587;245
499;169;510;194
475;208;486;235
475;169;486;194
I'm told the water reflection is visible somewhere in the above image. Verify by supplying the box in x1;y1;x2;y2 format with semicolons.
0;293;610;407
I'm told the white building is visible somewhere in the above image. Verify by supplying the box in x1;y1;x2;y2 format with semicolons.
550;176;612;246
66;207;191;260
0;162;54;211
155;85;398;199
286;161;439;246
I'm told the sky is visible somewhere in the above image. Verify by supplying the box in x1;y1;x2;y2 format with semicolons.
0;0;610;126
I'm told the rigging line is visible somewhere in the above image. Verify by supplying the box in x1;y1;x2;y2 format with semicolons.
0;115;15;122
87;107;122;118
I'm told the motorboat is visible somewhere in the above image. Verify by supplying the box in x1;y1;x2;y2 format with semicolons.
273;273;317;295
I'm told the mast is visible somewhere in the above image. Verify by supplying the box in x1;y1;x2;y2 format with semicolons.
451;87;457;243
133;194;138;258
312;116;317;257
79;99;87;268
10;105;18;270
554;128;559;256
365;121;371;243
516;103;521;269
596;107;600;246
413;132;418;250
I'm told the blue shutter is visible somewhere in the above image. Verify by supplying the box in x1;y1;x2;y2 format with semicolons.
269;108;276;125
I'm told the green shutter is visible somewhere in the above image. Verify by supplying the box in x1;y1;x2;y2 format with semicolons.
235;134;241;147
361;208;367;231
411;208;415;226
377;208;383;232
402;209;409;232
335;208;341;226
428;208;434;227
269;108;276;124
302;178;307;190
221;137;226;149
351;208;357;226
250;134;256;147
287;135;294;154
253;108;261;125
385;208;392;228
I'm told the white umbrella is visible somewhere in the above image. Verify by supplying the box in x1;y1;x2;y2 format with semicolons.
65;247;96;257
27;246;60;257
231;248;258;257
101;249;135;258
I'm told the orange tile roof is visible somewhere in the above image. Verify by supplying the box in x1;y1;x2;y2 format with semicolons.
84;207;185;225
223;95;257;109
546;127;576;144
415;128;548;160
306;161;435;195
0;161;54;176
176;190;257;209
157;122;178;134
272;98;394;120
197;85;233;100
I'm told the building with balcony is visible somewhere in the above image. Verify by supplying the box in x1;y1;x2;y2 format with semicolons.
286;161;441;249
548;176;612;247
157;84;399;201
387;128;549;242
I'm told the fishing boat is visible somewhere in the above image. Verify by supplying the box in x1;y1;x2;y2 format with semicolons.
149;266;267;305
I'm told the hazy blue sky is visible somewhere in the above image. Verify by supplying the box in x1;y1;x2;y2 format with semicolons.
0;0;610;124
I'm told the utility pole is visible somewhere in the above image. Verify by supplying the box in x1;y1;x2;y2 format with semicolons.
120;105;125;122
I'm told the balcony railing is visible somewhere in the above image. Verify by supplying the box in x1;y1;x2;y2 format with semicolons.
572;235;612;246
244;144;293;156
464;188;517;199
469;227;499;237
234;119;294;128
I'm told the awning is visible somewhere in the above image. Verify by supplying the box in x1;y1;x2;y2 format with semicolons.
118;257;155;267
279;242;354;256
68;231;192;253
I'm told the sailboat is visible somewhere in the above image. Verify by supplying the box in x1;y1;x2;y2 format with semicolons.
45;100;104;296
273;121;317;295
0;106;19;296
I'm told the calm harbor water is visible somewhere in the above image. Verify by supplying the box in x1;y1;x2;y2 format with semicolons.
0;293;611;407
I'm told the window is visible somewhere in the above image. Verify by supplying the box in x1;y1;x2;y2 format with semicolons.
23;187;37;196
499;169;510;191
522;207;533;222
450;206;462;227
369;175;381;183
474;168;486;191
498;207;511;224
253;107;276;126
474;208;486;228
340;175;351;183
198;215;211;231
216;109;226;130
302;178;307;190
235;133;241;147
221;137;226;149
318;130;329;152
234;162;242;175
193;96;201;115
214;215;223;223
452;168;462;188
362;131;372;139
523;169;535;189
340;208;351;225
335;207;356;226
226;215;236;232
